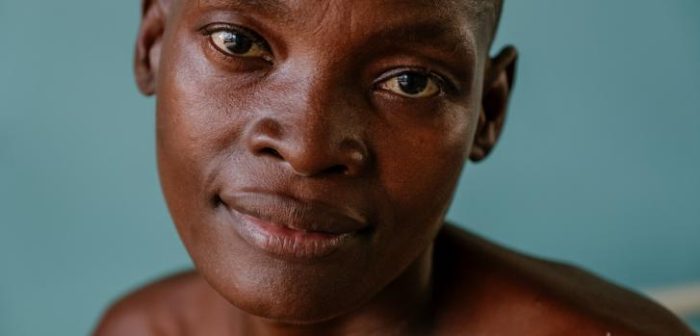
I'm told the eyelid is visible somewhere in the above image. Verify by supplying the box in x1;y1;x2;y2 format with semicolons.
199;23;273;55
373;67;454;96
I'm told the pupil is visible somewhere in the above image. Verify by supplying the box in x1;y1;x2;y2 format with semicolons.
223;32;253;54
397;73;428;95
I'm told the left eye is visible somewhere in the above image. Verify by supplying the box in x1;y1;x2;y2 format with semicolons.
209;30;271;61
377;72;442;98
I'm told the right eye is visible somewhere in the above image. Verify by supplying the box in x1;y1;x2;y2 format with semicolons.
208;28;272;62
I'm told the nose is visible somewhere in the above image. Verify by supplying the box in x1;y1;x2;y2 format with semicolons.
245;105;370;178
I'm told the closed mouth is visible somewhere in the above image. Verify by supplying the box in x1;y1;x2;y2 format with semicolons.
217;191;369;260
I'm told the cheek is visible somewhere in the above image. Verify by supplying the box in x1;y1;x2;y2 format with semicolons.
154;32;255;249
381;109;473;210
372;105;475;247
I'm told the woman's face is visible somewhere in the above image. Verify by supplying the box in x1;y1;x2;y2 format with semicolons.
155;0;487;323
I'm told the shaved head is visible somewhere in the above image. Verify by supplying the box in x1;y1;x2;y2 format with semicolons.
462;0;504;49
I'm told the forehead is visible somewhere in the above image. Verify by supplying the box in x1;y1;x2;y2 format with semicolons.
184;0;493;53
193;0;476;16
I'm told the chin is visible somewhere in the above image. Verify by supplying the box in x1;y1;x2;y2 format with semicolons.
198;252;381;324
237;291;362;324
179;221;364;323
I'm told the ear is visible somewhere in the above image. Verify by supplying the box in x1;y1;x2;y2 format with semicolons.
134;0;169;96
469;46;518;162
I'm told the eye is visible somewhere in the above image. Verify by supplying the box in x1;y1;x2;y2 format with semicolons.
209;28;272;61
377;72;442;98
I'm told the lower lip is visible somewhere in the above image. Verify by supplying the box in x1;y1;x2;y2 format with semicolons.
227;209;355;260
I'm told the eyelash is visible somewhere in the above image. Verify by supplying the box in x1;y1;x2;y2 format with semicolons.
374;68;455;96
200;23;272;56
198;24;458;97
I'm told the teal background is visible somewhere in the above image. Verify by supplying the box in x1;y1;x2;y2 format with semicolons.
1;0;699;334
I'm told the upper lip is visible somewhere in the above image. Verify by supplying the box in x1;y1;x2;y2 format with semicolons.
219;191;369;235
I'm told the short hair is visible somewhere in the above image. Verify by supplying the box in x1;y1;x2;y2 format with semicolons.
491;0;503;45
473;0;503;48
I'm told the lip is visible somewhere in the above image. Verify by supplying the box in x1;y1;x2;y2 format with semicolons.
218;191;369;260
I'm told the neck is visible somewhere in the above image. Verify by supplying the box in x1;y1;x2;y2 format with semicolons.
236;244;436;336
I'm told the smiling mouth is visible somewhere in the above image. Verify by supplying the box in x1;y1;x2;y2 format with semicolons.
218;191;369;260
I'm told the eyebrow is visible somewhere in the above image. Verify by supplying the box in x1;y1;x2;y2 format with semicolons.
197;0;291;18
365;20;476;62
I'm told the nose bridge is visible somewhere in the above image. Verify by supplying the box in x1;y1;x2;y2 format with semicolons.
247;59;369;177
283;59;355;149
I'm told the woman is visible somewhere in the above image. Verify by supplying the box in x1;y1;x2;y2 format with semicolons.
95;0;693;334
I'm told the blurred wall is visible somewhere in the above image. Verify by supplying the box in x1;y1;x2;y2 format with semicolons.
1;1;698;334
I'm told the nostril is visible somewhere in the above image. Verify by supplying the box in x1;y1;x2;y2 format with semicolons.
260;147;283;160
323;164;349;176
211;194;225;208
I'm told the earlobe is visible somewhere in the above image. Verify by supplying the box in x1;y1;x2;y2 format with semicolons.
134;0;168;96
469;45;518;162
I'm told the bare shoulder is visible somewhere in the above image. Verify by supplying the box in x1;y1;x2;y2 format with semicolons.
433;224;695;336
92;270;231;336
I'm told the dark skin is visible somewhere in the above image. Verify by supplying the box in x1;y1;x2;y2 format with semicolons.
95;0;694;335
